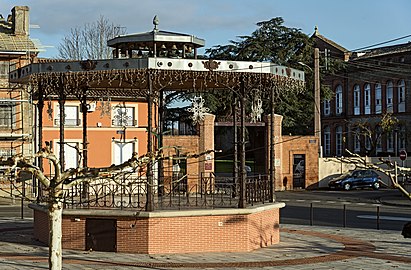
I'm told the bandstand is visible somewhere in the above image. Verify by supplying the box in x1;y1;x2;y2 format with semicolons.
10;18;304;254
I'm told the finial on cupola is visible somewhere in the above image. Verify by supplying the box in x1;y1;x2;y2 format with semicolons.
153;15;159;32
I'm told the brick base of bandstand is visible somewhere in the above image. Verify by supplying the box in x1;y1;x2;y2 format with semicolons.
29;203;285;254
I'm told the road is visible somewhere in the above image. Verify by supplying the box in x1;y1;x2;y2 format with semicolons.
276;189;411;231
0;189;410;231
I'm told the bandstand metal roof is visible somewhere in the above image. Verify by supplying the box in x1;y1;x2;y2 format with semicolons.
9;57;305;100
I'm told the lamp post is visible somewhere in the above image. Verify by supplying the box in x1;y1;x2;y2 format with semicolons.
298;48;321;157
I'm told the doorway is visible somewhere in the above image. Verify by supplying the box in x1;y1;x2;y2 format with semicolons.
86;218;117;252
293;154;306;189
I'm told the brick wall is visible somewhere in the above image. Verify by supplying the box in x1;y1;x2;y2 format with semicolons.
31;204;283;254
281;136;319;189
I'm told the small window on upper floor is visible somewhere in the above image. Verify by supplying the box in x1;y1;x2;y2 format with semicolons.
353;84;360;115
335;85;343;115
55;105;81;126
112;105;136;127
364;84;371;115
375;83;382;114
0;101;16;128
386;81;393;113
398;79;406;113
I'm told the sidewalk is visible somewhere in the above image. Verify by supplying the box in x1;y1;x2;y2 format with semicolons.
0;218;410;269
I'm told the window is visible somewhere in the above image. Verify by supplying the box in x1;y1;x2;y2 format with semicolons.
365;135;371;151
353;84;360;115
375;83;382;114
387;131;394;153
0;148;16;158
55;105;80;126
386;81;393;113
399;126;406;150
354;132;360;153
323;100;330;116
113;140;137;165
398;80;405;113
336;126;343;156
55;142;80;170
324;126;331;156
0;61;10;79
364;84;371;115
0;101;16;128
335;85;343;115
112;106;135;127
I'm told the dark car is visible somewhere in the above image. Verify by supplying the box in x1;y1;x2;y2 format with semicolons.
328;169;381;191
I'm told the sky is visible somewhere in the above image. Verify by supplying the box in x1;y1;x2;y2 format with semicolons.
2;0;411;58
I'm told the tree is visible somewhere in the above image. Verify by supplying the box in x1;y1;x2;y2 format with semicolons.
57;15;126;60
350;112;400;156
0;143;216;270
341;150;411;201
205;17;337;135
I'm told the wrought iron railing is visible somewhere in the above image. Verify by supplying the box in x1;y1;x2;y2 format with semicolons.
0;171;273;210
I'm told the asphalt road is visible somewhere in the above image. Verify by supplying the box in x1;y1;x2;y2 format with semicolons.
277;189;411;231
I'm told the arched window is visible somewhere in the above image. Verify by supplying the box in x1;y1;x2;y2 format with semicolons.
336;126;343;156
353;84;360;115
375;83;382;114
323;100;330;116
398;79;406;112
353;129;361;152
335;85;343;115
386;81;393;113
364;84;371;114
323;126;331;156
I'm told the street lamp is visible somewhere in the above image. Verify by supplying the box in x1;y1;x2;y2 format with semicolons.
298;49;321;158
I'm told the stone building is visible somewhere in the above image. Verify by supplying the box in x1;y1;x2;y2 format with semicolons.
0;6;38;163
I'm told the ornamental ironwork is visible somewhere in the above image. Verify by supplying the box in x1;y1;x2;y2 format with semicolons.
187;96;210;124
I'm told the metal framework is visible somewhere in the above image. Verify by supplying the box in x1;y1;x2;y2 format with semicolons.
10;57;304;210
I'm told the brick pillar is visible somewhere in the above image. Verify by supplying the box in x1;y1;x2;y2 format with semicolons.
265;114;283;191
198;114;215;190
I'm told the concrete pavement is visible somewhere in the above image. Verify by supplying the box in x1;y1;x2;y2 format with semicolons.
0;217;410;269
0;193;410;269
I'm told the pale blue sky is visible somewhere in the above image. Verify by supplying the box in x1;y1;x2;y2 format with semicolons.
2;0;411;58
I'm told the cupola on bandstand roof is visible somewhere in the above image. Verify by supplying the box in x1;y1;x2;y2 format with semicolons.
107;15;205;59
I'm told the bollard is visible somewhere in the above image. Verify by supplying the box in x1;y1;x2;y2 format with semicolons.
343;204;346;228
310;202;313;226
377;206;380;230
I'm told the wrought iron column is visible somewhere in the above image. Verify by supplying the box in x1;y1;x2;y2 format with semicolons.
146;72;154;211
269;86;276;202
238;80;246;208
36;84;44;201
158;90;164;196
58;91;65;173
233;98;238;195
81;89;88;168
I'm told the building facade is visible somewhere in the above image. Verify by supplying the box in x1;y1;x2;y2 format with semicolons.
314;29;411;157
0;6;38;163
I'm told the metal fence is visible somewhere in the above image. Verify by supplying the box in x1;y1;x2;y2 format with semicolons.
0;172;273;211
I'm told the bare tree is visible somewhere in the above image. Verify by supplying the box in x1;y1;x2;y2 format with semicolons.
57;15;126;60
0;144;216;270
340;150;411;201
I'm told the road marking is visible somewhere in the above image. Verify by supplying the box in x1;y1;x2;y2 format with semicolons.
356;203;366;206
357;215;411;222
326;201;336;204
296;200;306;202
311;200;321;203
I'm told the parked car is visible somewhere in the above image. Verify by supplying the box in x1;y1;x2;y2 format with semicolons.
328;169;381;191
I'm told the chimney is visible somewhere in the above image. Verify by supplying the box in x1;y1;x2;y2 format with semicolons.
12;6;29;36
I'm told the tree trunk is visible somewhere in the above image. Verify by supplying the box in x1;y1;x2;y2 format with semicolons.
48;200;63;270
